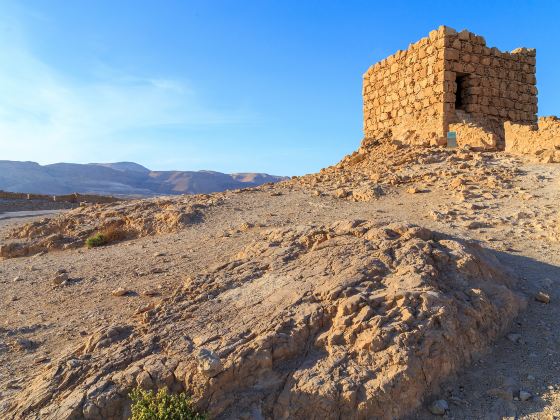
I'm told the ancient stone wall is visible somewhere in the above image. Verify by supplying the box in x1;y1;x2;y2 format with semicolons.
0;199;76;214
505;116;560;162
443;29;537;149
363;27;448;145
363;26;538;150
0;191;121;204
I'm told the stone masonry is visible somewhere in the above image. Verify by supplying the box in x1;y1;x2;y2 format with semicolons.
363;26;538;149
505;116;560;162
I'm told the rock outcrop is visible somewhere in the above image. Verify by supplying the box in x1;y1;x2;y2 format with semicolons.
291;135;519;201
5;221;526;419
1;194;222;258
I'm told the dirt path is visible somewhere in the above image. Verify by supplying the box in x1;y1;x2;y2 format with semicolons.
0;209;66;222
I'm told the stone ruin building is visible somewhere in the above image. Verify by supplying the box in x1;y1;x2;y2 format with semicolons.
362;26;559;161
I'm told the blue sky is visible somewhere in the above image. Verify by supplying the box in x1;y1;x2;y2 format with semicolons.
0;1;558;175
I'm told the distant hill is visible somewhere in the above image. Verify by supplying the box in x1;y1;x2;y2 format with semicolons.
89;162;151;173
0;160;288;196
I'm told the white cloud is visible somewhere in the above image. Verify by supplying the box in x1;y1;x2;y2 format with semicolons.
0;11;253;165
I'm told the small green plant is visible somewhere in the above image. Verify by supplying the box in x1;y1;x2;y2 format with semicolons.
129;387;206;420
85;225;126;248
85;233;107;248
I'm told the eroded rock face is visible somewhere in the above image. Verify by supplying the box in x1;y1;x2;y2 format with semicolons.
0;195;222;259
6;220;525;419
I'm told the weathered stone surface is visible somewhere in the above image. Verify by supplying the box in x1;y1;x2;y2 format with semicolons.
505;117;560;162
6;220;525;419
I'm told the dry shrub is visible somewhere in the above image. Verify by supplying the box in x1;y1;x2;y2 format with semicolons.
100;224;128;243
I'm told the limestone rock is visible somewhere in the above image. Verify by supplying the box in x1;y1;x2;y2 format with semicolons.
519;390;532;401
196;348;223;378
429;399;449;415
52;271;69;285
6;220;526;420
111;288;129;297
535;291;551;304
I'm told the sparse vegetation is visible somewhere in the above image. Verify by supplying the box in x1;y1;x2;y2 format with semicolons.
85;224;126;248
85;233;107;248
129;387;206;420
101;224;127;242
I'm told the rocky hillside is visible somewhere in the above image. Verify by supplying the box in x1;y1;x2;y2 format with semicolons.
0;160;287;196
1;139;560;419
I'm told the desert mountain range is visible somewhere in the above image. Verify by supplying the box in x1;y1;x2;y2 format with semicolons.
0;160;287;196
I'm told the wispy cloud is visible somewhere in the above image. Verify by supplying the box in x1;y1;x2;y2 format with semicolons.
0;9;254;165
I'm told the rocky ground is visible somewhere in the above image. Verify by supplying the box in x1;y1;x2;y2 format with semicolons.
1;139;559;419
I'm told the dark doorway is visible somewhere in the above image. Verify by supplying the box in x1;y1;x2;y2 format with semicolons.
455;73;469;111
